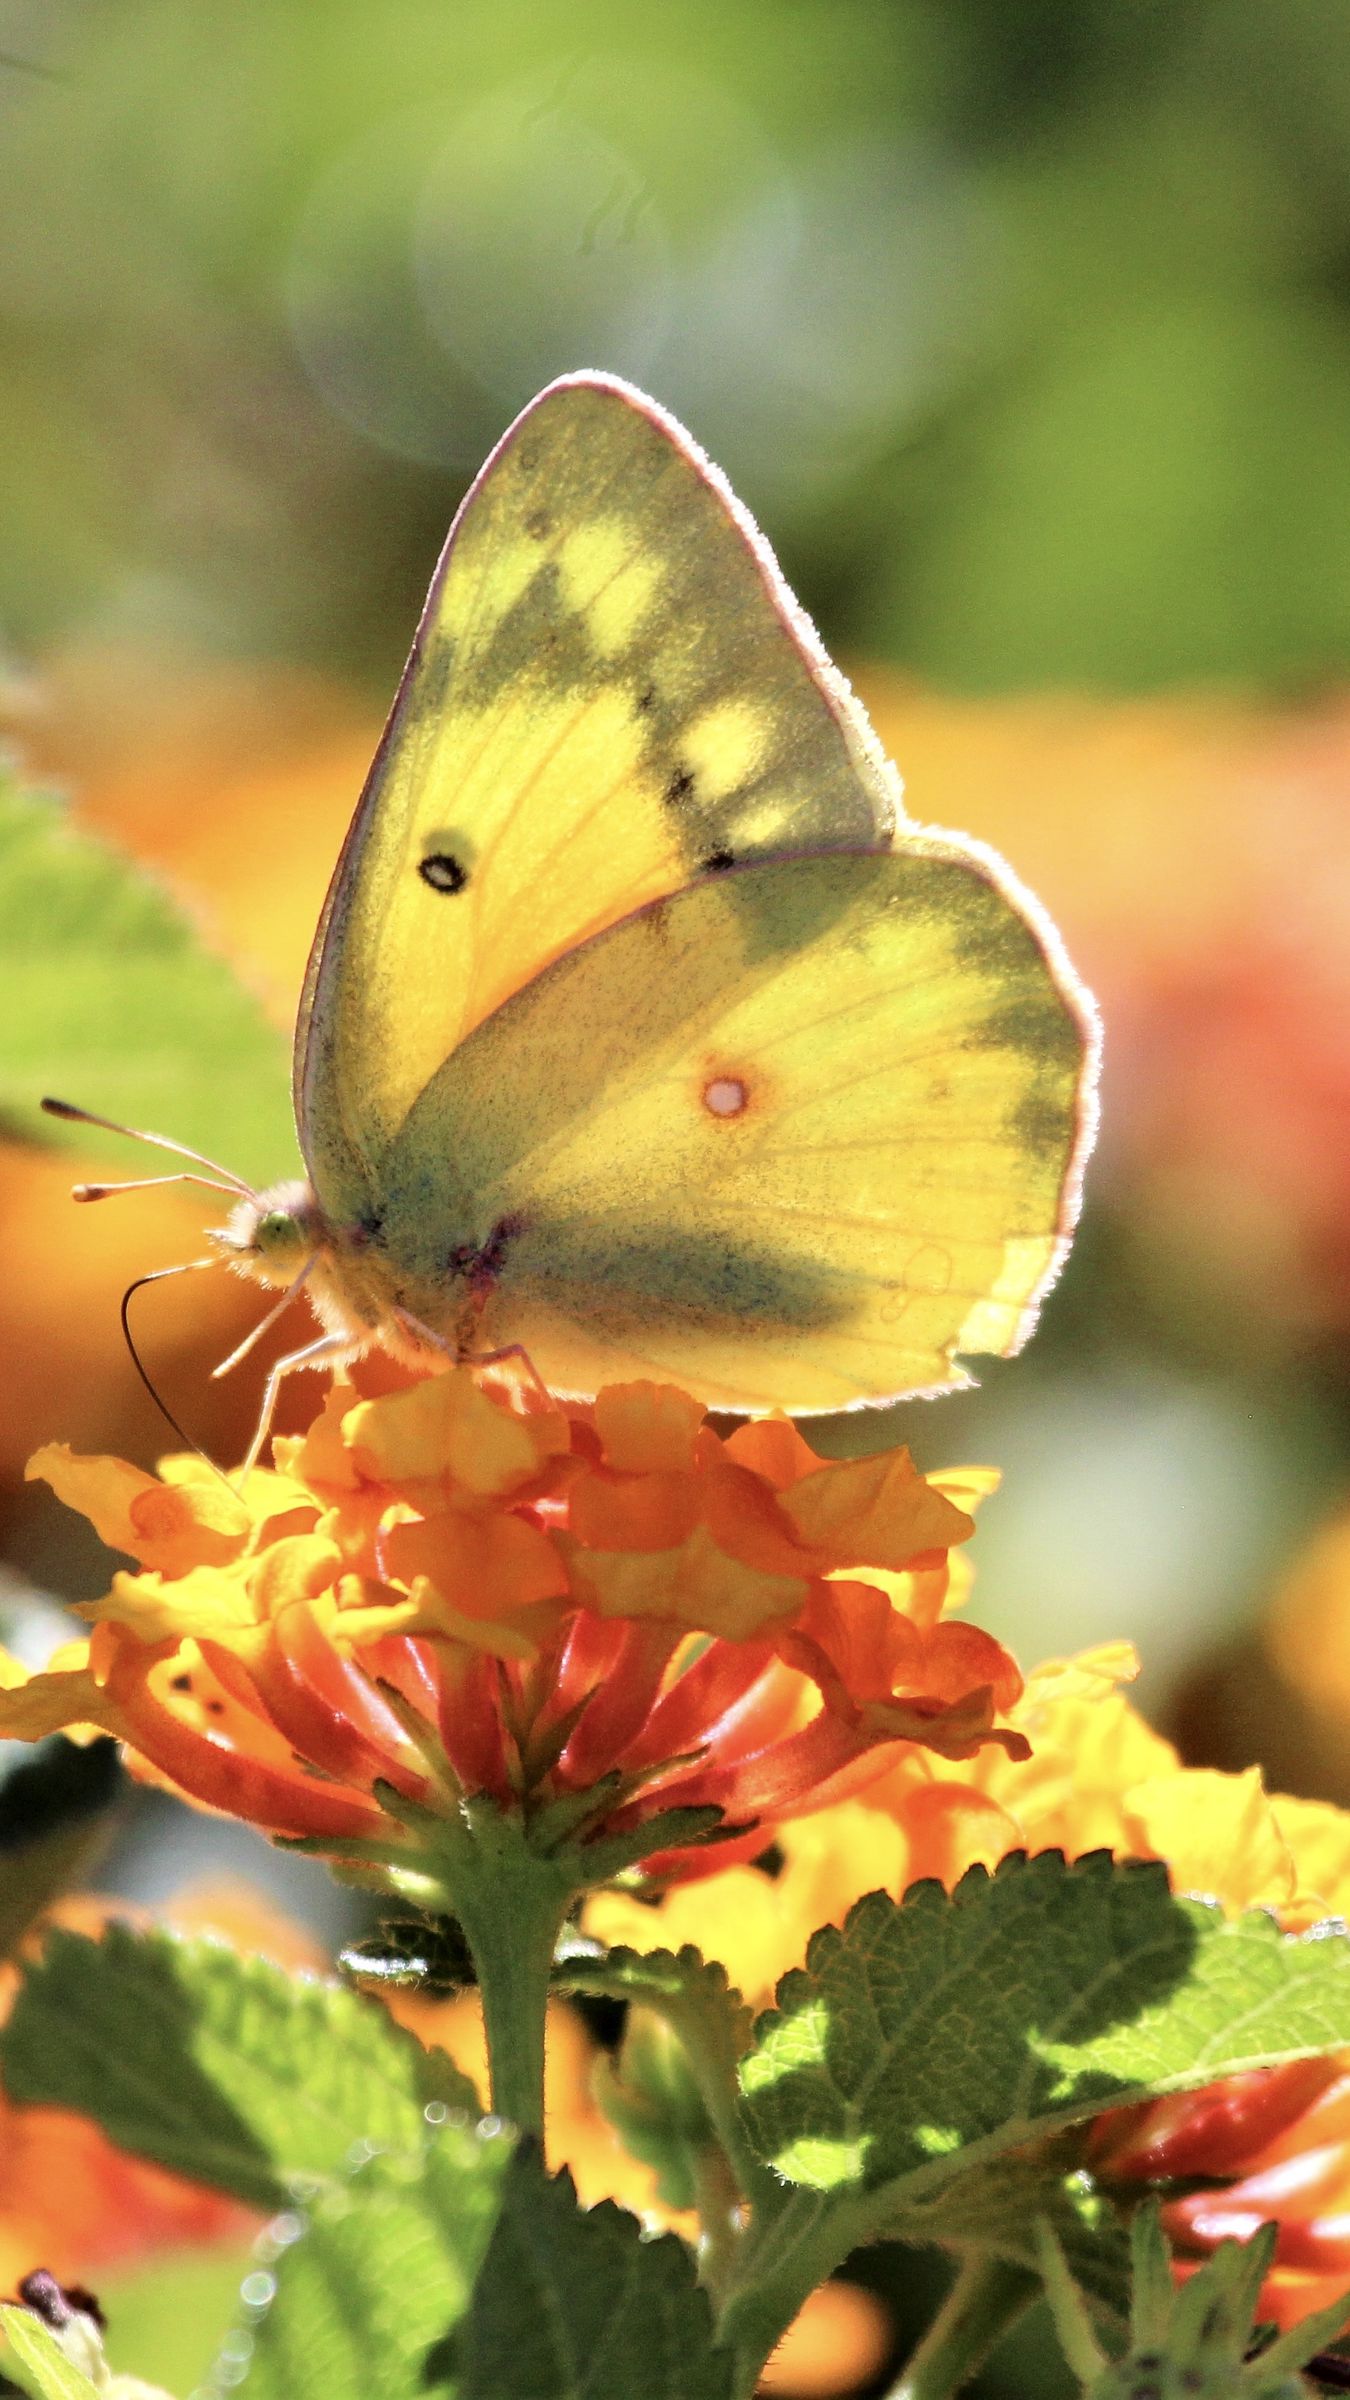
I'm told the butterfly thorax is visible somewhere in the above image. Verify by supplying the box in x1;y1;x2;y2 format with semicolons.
211;1180;448;1359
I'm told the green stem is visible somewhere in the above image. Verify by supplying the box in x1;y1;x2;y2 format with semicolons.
717;2189;874;2396
412;1796;578;2146
691;2143;747;2307
887;2257;1039;2400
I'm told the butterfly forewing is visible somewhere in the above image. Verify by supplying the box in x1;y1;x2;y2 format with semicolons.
296;373;900;1225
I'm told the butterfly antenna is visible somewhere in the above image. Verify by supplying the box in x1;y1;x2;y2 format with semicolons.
42;1098;255;1198
211;1257;317;1381
120;1261;234;1484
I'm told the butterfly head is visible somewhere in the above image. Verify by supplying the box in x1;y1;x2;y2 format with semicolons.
214;1180;325;1291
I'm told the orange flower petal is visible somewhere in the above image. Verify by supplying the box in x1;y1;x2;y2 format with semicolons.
700;1460;818;1576
759;2282;892;2397
384;1511;569;1622
722;1414;825;1491
567;1468;701;1553
592;1382;704;1474
778;1445;975;1571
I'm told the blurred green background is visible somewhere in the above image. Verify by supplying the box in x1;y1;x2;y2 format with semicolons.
2;4;1350;2391
6;0;1350;690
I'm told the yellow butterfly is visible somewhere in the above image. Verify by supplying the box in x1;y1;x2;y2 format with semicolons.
56;374;1098;1446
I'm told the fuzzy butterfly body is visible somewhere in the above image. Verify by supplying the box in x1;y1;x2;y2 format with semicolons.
221;373;1097;1419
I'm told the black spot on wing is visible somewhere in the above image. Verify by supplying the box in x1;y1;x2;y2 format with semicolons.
701;847;736;873
419;852;470;894
665;766;695;810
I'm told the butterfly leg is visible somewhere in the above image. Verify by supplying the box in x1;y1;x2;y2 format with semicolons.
467;1341;553;1412
388;1307;548;1413
241;1331;356;1480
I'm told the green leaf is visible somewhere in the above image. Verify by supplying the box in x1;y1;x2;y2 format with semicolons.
740;1853;1350;2204
227;2119;515;2400
0;774;296;1188
0;2308;97;2400
0;1924;478;2208
460;2147;733;2400
717;1854;1350;2385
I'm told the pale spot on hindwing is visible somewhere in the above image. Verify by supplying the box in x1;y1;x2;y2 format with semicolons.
681;701;769;802
558;521;664;658
719;798;800;851
703;1075;750;1118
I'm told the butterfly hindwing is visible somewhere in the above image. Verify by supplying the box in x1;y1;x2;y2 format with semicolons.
375;843;1094;1412
296;374;900;1225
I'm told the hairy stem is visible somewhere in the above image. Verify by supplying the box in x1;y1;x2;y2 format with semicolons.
888;2257;1039;2400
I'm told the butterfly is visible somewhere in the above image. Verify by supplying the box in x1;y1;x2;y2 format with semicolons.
53;373;1098;1450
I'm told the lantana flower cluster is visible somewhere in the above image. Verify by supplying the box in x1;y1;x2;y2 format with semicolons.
2;1368;1023;1880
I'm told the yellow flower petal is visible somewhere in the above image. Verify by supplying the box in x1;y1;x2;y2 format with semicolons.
249;1533;346;1619
0;1642;117;1743
93;1564;257;1646
398;1578;548;1663
345;1371;566;1500
1124;1766;1298;1914
587;1868;805;2010
931;1465;1002;1513
566;1524;806;1640
28;1444;251;1573
278;1378;366;1492
1018;1643;1141;1706
1267;1790;1350;1924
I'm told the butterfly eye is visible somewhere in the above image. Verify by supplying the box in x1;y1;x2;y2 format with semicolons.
419;852;469;894
256;1210;298;1247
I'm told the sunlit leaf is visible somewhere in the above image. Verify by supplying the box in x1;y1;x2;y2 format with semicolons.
740;1852;1350;2204
225;2121;514;2400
